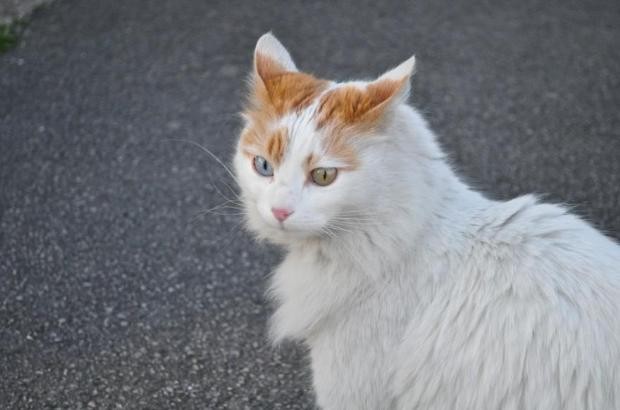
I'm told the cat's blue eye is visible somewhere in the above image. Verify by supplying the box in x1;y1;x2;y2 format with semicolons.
253;156;274;177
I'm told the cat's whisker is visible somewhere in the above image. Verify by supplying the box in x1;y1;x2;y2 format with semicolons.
330;218;382;229
217;218;248;249
167;138;240;187
196;208;247;218
194;199;245;216
192;211;247;223
192;201;248;222
336;218;379;223
204;198;243;210
217;179;243;200
167;137;243;209
207;180;241;207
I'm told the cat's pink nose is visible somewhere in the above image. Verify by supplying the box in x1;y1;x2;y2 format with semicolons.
272;207;293;222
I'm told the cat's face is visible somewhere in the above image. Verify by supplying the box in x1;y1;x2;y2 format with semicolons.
234;33;415;245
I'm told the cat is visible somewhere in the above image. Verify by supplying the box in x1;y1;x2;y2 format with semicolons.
233;33;620;410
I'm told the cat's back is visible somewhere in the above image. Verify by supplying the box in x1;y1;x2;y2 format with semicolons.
393;194;620;409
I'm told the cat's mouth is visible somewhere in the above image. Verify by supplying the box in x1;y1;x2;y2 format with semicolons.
251;204;327;240
267;218;323;239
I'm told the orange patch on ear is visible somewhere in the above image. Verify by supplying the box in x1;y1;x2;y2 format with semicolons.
252;52;328;116
255;52;288;81
317;78;406;128
240;54;327;156
266;128;288;166
313;78;406;170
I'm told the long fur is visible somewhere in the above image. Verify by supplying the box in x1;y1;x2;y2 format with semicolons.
234;34;620;410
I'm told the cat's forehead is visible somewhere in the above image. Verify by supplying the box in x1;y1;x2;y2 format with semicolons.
241;89;360;170
241;36;415;169
277;106;325;150
240;57;408;171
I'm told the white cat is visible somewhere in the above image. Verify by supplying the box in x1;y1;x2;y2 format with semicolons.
233;33;620;409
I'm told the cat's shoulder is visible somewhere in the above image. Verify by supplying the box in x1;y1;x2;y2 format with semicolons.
440;194;620;335
476;194;607;246
470;194;620;270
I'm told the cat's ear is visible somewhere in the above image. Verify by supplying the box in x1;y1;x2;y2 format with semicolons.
248;33;327;117
369;55;416;109
316;56;415;129
253;32;298;83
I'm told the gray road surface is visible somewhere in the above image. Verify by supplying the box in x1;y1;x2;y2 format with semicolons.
1;0;619;408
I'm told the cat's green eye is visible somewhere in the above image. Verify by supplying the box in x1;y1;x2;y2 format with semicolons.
310;167;338;186
253;156;273;177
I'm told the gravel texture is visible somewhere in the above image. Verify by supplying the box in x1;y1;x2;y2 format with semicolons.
0;0;52;24
1;0;619;408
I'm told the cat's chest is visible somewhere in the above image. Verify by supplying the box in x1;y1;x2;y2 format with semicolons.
269;248;424;343
268;250;376;341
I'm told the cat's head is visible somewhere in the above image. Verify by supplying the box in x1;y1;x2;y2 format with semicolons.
234;33;416;245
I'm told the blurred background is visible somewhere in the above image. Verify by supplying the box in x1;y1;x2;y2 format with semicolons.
1;0;619;408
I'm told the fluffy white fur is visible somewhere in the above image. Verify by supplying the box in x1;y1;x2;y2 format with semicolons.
234;33;620;409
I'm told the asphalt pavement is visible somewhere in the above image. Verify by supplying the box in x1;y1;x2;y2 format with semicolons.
1;0;619;408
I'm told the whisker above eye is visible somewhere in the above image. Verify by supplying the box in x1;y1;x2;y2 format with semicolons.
165;138;251;224
166;138;241;187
